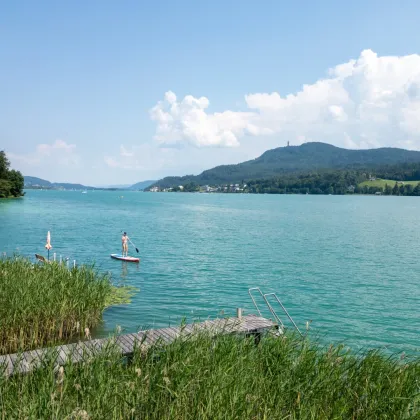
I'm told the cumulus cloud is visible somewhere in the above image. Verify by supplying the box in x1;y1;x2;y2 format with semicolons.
9;140;79;166
150;49;420;150
149;91;266;148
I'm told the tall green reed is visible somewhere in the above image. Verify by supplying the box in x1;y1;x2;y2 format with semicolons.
0;256;133;355
0;331;418;419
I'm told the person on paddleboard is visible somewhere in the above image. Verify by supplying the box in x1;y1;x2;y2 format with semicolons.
122;232;129;256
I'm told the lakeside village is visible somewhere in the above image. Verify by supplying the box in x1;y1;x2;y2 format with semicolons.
149;183;248;193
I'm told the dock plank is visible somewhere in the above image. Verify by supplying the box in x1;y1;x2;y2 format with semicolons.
0;355;14;377
115;336;132;354
164;327;180;340
125;333;141;352
157;328;178;344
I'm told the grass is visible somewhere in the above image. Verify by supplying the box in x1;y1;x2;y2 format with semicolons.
0;331;418;419
358;179;420;189
0;256;135;355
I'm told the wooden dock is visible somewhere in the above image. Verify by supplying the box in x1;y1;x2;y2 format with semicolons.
0;314;277;377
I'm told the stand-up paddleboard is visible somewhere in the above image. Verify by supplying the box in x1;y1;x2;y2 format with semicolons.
110;254;140;263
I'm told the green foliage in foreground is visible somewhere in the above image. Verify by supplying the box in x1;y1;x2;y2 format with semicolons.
0;257;135;355
0;150;24;198
0;333;418;419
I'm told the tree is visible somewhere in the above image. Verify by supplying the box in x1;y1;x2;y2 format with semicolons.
0;151;10;179
8;170;24;197
0;151;24;198
392;183;399;196
0;179;12;198
384;184;392;195
405;184;414;196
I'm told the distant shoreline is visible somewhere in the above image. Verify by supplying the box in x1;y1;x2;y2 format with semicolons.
21;188;419;197
0;195;24;200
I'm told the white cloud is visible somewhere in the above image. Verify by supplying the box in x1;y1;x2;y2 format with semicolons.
150;49;420;150
9;140;79;166
149;91;264;148
120;145;134;157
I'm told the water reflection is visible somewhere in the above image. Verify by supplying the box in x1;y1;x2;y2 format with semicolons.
120;261;140;282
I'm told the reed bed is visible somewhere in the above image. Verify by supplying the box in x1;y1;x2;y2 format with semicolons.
0;332;418;419
0;256;133;355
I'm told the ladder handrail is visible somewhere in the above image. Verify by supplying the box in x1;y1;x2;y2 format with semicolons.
248;287;302;336
248;287;285;329
264;292;302;336
248;287;264;316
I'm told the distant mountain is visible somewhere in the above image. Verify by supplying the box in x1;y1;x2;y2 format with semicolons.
24;176;94;190
24;176;52;187
129;180;157;190
24;176;156;191
149;142;420;188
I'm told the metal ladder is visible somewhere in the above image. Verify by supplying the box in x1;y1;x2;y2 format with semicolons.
248;287;303;336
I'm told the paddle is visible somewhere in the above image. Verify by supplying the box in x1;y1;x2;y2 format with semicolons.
121;231;139;253
129;238;140;254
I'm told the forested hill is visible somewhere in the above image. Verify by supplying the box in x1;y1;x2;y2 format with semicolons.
149;142;420;188
24;176;95;190
129;180;157;190
24;176;52;187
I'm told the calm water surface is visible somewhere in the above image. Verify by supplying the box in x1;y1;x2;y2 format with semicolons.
0;190;419;354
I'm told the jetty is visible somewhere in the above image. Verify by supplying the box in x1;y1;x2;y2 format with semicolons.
0;313;278;377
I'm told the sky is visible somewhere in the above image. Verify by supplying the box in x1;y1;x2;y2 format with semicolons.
2;0;420;186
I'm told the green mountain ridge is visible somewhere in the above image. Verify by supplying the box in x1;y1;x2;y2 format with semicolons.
149;142;420;188
24;177;95;190
24;176;156;191
129;180;157;190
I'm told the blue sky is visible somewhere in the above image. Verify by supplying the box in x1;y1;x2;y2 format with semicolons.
2;0;420;185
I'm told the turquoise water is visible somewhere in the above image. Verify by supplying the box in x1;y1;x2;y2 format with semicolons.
1;190;419;354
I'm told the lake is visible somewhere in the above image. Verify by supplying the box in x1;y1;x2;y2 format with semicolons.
0;190;419;354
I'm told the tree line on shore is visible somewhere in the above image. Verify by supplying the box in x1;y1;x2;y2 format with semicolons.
0;151;24;198
244;162;420;195
245;171;420;196
161;163;420;196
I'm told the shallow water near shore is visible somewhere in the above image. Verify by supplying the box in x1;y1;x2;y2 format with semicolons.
1;190;419;354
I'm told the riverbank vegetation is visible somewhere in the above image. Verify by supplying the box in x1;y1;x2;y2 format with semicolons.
0;256;135;355
0;331;418;418
0;150;24;198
